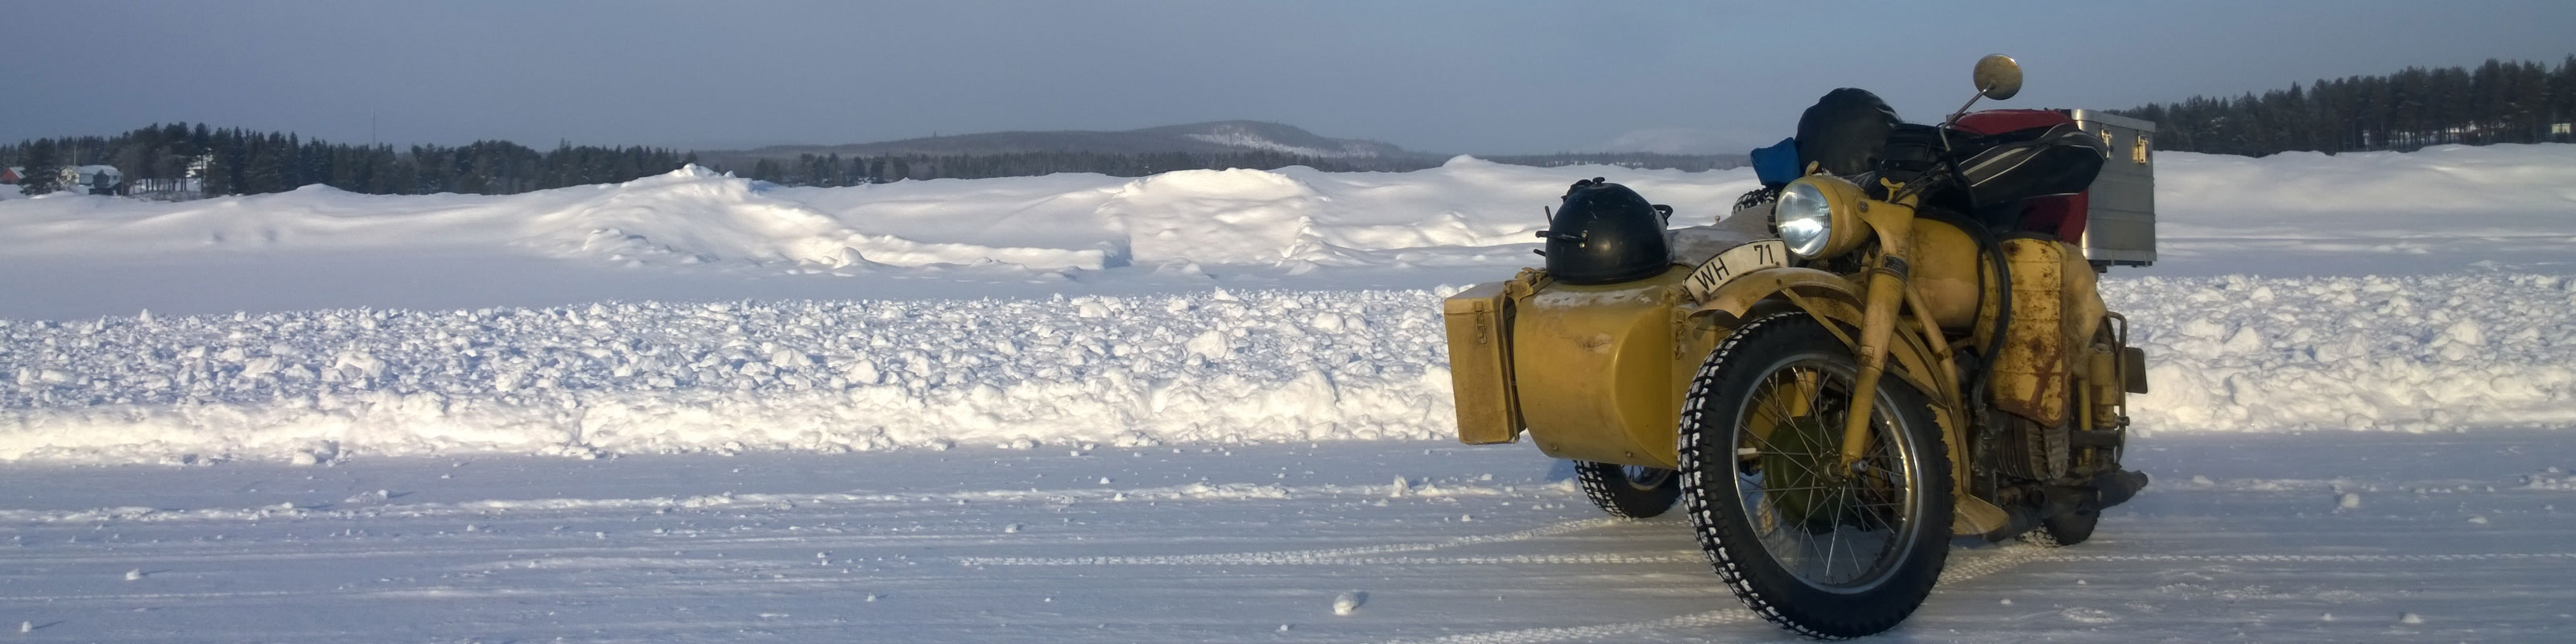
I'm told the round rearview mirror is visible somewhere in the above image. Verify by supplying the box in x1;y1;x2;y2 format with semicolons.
1973;54;2022;101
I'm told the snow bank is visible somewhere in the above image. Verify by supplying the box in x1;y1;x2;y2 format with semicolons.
0;168;1107;270
2158;144;2576;233
2116;273;2576;432
0;160;1750;273
5;145;2573;288
0;290;1457;464
2145;144;2576;275
7;273;2575;463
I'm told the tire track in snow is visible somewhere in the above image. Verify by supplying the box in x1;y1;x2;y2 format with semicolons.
0;576;897;605
1376;543;2062;644
956;518;1625;566
2037;551;2576;564
0;589;318;603
0;480;1526;525
1275;552;1702;566
1377;546;2576;643
947;521;2116;643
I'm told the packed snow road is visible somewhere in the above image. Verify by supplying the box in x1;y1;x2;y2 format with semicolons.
5;431;2572;642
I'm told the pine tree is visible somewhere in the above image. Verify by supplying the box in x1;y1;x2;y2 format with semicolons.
17;139;61;195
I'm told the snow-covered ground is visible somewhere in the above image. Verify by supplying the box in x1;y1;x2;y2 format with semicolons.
4;144;2576;641
5;432;2573;642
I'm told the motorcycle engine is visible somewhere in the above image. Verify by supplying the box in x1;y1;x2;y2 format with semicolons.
1988;414;2071;481
1539;178;1672;285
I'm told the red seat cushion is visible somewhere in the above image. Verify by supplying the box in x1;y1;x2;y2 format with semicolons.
1954;110;2087;244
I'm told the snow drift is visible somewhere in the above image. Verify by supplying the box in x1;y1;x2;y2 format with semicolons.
0;158;1748;273
7;273;2576;464
6;146;2571;279
1;290;1455;463
5;144;2576;463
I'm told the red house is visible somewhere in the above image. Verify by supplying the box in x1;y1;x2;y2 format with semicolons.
0;167;21;184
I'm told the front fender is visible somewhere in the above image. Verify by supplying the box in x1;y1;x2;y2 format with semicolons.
1687;266;1977;526
1687;266;1863;328
1690;268;1923;394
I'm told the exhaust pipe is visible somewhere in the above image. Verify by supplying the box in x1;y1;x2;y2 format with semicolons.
1978;505;2041;542
2092;469;2149;509
1975;469;2151;541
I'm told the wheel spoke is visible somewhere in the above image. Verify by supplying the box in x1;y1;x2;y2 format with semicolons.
1743;431;1825;482
1747;485;1854;494
1823;502;1843;580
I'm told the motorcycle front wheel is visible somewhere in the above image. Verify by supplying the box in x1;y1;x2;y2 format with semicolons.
1678;312;1953;639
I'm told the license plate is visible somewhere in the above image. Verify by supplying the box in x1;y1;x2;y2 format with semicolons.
1682;239;1788;301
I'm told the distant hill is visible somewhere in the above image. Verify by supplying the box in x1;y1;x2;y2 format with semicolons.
693;120;1747;182
703;121;1441;168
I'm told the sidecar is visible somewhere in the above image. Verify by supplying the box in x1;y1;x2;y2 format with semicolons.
1444;211;1769;467
1441;108;2161;526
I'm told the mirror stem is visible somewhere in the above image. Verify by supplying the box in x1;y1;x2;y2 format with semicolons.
1946;87;1989;128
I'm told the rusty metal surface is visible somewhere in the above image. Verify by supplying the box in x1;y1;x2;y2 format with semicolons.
1992;238;2070;427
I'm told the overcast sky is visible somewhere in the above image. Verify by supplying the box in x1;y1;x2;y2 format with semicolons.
6;0;2571;155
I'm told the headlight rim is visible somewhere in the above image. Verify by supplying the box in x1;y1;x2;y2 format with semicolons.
1775;182;1833;257
1772;175;1869;260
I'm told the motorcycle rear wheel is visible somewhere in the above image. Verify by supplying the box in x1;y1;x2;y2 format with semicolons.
1678;312;1953;639
1575;460;1680;518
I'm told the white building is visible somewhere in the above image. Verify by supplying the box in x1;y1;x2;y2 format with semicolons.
60;165;123;194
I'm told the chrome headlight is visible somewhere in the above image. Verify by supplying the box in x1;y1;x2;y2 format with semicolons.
1774;182;1833;257
1771;176;1869;259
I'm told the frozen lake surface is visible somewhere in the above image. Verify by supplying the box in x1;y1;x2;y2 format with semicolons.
6;431;2572;642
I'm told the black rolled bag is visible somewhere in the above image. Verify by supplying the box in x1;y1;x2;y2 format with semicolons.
1951;124;2109;209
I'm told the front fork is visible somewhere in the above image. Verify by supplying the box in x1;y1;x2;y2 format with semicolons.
1838;195;1920;469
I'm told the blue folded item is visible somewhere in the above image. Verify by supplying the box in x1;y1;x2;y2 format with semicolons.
1751;137;1801;187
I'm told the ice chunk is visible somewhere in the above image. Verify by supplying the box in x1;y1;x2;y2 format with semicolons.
1332;590;1367;616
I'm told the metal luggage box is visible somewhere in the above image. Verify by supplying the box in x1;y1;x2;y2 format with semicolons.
1442;281;1522;444
2062;109;2156;266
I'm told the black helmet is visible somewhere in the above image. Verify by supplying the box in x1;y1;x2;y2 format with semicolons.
1540;178;1671;285
1795;88;1902;176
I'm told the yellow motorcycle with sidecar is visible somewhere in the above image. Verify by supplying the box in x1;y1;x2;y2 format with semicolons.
1440;56;2153;638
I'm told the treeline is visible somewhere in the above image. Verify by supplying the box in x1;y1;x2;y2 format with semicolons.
723;150;1388;186
2115;56;2576;157
0;123;696;196
716;151;1756;186
6;126;1775;198
1481;152;1747;172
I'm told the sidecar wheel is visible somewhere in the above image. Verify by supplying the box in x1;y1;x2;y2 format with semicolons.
1575;460;1680;518
1678;312;1952;639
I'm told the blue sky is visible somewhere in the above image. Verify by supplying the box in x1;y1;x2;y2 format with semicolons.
6;0;2571;155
